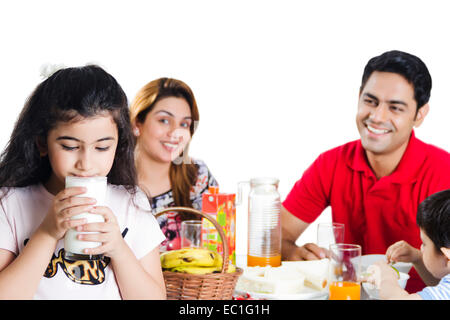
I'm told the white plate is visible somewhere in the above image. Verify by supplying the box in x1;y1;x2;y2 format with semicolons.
234;287;328;300
362;282;381;300
361;254;413;274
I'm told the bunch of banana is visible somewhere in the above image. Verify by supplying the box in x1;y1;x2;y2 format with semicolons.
160;248;236;274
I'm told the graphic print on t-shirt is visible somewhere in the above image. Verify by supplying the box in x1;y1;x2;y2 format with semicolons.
24;228;128;285
44;248;111;285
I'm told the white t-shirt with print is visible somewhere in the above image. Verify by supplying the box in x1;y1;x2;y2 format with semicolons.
0;184;165;300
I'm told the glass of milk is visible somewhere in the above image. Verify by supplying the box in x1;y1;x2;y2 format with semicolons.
64;176;107;260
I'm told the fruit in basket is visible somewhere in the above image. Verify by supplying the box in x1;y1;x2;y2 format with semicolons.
170;262;236;274
171;265;221;274
160;248;237;274
160;248;221;269
224;263;236;273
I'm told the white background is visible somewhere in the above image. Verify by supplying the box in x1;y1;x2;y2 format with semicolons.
1;1;449;256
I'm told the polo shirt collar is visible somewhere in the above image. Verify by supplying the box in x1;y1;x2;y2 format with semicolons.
349;130;427;183
350;140;374;177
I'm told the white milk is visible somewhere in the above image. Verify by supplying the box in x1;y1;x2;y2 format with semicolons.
64;176;107;259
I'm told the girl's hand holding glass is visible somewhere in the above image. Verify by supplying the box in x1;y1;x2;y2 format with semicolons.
39;186;97;241
75;205;126;259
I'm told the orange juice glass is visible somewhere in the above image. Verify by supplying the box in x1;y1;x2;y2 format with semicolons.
329;281;361;300
328;243;361;300
247;254;281;267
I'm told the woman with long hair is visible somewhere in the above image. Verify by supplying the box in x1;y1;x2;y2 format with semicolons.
130;77;218;251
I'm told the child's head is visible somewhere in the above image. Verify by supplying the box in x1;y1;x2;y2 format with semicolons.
0;65;136;194
417;189;450;278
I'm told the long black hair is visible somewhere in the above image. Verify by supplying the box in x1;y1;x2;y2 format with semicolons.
0;65;137;199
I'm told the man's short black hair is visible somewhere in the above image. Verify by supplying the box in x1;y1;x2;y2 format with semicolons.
360;50;432;111
417;189;450;250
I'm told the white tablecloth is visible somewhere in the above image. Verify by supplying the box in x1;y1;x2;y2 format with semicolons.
235;254;371;300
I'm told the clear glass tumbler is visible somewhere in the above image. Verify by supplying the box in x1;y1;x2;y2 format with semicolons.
180;220;202;248
328;243;362;300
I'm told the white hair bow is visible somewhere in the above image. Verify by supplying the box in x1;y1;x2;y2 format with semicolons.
39;63;66;79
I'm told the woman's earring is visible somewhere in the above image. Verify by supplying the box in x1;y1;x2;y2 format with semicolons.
133;128;140;136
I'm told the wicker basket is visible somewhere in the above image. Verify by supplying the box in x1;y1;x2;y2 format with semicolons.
156;206;243;300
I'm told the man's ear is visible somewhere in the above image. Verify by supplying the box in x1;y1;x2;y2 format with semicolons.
440;247;450;266
414;103;429;127
36;137;48;157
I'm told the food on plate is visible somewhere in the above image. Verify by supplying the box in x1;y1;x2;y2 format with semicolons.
360;254;413;274
235;259;330;295
235;265;305;294
160;248;236;274
233;292;259;300
390;265;400;277
282;259;330;290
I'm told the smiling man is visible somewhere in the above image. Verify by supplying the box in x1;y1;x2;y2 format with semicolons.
281;50;450;293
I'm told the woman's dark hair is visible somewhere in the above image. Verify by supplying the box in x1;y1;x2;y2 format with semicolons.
417;189;450;250
360;50;432;111
0;65;137;198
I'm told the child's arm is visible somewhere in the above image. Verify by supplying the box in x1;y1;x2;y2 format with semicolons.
0;187;94;299
373;261;422;300
386;240;440;286
110;245;166;300
0;229;58;299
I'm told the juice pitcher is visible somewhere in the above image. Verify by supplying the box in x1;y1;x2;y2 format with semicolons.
237;177;281;267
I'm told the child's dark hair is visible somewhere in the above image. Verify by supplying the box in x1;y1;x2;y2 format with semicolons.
0;65;137;198
417;189;450;250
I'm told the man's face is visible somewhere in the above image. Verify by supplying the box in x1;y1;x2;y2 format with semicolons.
356;71;428;156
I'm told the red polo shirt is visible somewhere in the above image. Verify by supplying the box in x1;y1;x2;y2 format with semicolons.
283;131;450;293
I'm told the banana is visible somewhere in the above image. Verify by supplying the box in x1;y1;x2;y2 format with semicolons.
212;251;223;268
160;248;218;269
160;248;237;274
226;264;236;273
170;266;219;274
211;254;236;273
169;263;236;274
211;258;236;273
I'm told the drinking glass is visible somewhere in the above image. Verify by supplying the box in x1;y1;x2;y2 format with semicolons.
317;222;344;257
328;243;361;300
181;220;202;248
64;176;107;260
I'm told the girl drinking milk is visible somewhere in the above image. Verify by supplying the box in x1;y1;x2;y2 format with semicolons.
0;65;166;299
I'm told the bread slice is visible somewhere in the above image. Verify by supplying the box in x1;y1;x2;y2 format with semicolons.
235;265;305;294
282;259;329;290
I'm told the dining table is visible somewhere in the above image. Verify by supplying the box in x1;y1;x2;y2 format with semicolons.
234;254;372;300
